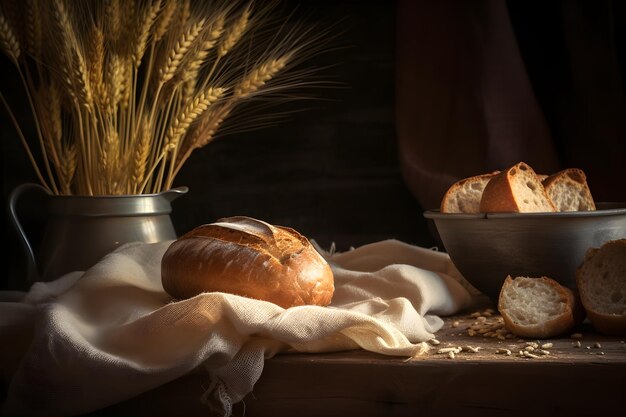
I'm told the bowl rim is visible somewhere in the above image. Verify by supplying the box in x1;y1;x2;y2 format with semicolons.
424;202;626;220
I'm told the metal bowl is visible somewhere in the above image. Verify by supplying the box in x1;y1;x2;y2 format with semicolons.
423;203;626;300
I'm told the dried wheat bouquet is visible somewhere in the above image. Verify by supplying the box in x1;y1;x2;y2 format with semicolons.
0;0;328;195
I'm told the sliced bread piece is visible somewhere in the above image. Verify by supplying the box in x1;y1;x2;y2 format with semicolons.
440;172;499;213
498;275;577;339
542;168;596;211
576;239;626;336
479;162;556;213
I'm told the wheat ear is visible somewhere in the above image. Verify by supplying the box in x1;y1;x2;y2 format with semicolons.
104;0;121;44
164;86;225;150
59;143;77;195
38;82;63;167
171;104;230;181
153;0;177;42
0;11;21;62
24;0;42;58
177;0;192;29
67;47;94;110
101;125;120;193
50;0;92;109
234;56;289;98
133;0;162;67
158;18;206;85
131;122;152;193
87;25;106;107
104;52;123;113
179;15;226;98
217;5;250;58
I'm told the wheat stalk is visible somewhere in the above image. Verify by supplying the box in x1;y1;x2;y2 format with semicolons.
1;0;326;195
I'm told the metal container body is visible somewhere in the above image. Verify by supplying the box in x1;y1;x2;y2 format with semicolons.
39;210;176;282
9;184;188;284
424;205;626;300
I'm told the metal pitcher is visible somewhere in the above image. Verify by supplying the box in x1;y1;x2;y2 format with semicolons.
8;183;188;285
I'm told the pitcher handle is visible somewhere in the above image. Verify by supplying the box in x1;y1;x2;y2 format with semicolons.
8;183;50;284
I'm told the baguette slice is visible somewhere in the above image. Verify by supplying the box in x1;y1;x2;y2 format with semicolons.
542;168;596;211
440;172;499;213
479;162;556;213
576;239;626;336
498;275;578;339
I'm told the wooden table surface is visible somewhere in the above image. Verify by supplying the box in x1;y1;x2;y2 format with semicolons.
90;297;626;417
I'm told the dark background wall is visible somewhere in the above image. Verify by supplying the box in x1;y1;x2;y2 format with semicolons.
2;0;626;290
1;0;434;290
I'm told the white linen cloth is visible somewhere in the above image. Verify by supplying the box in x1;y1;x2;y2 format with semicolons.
1;239;471;416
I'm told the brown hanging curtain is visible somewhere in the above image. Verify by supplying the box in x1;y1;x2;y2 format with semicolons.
396;0;626;211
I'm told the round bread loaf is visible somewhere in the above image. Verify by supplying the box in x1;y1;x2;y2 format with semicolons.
161;216;334;308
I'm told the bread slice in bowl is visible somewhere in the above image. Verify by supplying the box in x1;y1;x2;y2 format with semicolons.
440;172;499;213
480;162;556;213
498;275;580;339
542;168;596;211
576;239;626;336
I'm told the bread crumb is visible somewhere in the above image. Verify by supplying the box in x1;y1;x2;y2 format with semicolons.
593;342;602;349
573;340;581;348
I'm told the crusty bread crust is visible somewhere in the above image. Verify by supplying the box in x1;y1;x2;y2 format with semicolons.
542;168;596;211
498;275;577;339
479;162;556;213
161;216;335;308
576;239;626;336
440;172;499;213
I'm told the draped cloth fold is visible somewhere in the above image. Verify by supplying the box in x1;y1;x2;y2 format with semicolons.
1;239;471;416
